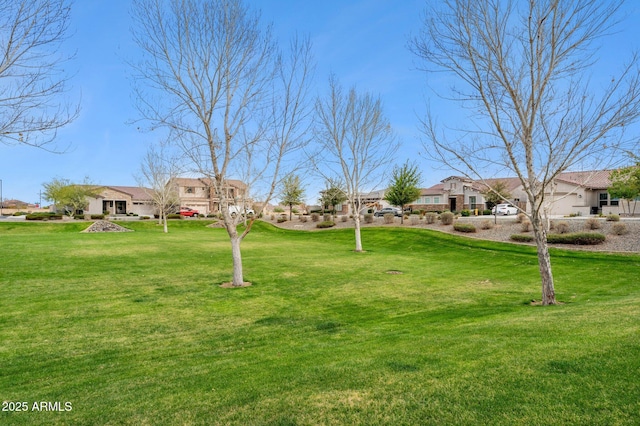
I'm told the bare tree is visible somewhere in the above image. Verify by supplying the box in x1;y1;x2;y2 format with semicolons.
412;0;640;305
130;0;313;286
136;142;182;233
313;76;398;252
0;0;79;150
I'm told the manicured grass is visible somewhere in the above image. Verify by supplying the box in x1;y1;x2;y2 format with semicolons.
1;220;639;425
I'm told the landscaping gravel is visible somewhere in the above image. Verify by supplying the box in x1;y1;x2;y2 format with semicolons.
269;214;640;254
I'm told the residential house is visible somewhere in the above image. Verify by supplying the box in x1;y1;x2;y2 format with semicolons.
87;186;156;216
175;177;250;216
410;176;525;213
409;170;624;216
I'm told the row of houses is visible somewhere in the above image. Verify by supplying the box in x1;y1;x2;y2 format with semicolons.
79;170;629;218
339;170;629;217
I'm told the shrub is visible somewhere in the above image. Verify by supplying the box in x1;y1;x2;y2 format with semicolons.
270;214;275;221
547;232;606;245
453;222;476;233
383;213;395;224
410;216;420;226
611;223;628;235
91;214;105;220
323;214;333;222
520;220;532;232
311;213;320;222
341;215;348;222
364;213;374;224
167;214;182;220
510;234;533;242
584;218;602;230
274;207;284;213
73;214;85;220
277;216;287;223
460;209;470;217
12;211;27;216
425;212;438;224
440;211;455;225
299;215;308;223
316;220;335;229
606;214;620;222
480;219;494;230
483;209;492;215
25;212;62;221
555;221;570;234
516;213;526;223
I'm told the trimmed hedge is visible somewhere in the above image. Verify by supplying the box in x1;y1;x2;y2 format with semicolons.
547;232;606;245
453;223;476;233
316;220;335;229
26;212;63;221
510;232;606;245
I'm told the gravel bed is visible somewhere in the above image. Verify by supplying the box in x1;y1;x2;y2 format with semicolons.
268;215;640;254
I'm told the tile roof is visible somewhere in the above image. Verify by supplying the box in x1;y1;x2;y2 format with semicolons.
555;170;612;189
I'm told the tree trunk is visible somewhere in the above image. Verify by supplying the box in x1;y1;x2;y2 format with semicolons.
531;216;556;305
230;234;244;286
354;214;363;252
163;212;168;233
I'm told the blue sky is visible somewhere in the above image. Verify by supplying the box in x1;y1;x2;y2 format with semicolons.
1;0;639;205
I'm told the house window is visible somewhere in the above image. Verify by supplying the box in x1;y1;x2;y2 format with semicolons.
599;192;608;207
434;197;440;204
186;187;194;194
469;196;477;209
610;198;619;206
424;196;431;204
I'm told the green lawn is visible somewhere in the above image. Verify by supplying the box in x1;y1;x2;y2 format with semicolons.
1;220;638;425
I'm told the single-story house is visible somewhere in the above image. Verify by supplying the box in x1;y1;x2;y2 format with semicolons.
86;186;156;216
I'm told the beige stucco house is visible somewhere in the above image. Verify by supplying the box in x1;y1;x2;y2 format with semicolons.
175;177;249;216
86;186;156;216
409;170;626;216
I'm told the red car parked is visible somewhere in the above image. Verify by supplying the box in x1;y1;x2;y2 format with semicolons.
179;207;199;217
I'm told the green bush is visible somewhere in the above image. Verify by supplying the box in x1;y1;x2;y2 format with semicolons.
483;209;492;215
277;216;287;223
460;209;470;217
91;214;105;220
510;234;534;242
167;214;182;220
25;212;63;221
453;222;476;233
12;211;28;216
274;207;284;213
440;211;455;225
316;220;335;229
606;214;620;222
547;232;606;245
